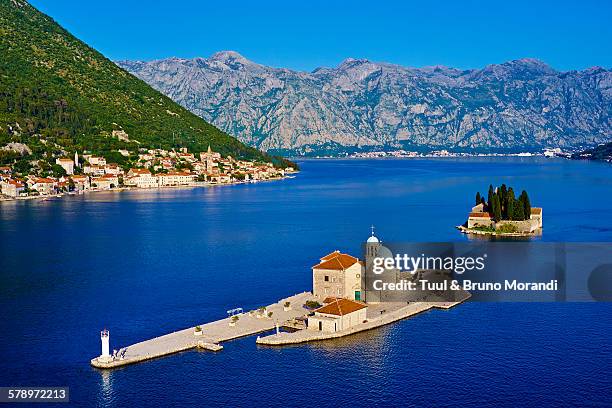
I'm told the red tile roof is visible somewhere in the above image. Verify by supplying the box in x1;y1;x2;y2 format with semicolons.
129;168;151;175
531;208;542;215
469;212;491;218
320;251;341;261
315;298;367;316
313;251;359;270
32;177;56;184
5;179;24;187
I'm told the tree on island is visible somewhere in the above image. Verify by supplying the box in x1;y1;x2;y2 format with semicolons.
513;199;525;220
492;194;502;222
475;192;481;206
478;184;533;222
487;185;494;212
506;188;516;220
520;190;531;219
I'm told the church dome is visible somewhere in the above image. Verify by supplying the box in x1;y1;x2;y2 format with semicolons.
367;235;379;243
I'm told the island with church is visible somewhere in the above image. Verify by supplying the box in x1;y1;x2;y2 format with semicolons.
457;184;543;236
91;230;470;368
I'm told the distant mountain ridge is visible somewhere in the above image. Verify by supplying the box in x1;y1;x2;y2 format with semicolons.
0;1;292;168
118;52;611;156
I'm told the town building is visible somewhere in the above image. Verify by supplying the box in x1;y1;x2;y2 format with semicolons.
55;158;75;175
69;175;90;191
312;250;364;301
158;171;196;187
1;178;26;197
28;177;56;195
177;152;196;163
103;164;122;175
91;174;119;190
125;168;158;188
200;145;221;173
307;298;368;332
83;164;106;176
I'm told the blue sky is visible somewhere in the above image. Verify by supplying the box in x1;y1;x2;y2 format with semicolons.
30;0;611;72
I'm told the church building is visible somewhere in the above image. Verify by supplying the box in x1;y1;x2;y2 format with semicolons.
312;250;364;301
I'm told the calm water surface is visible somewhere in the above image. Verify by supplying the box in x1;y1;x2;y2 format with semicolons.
1;157;611;407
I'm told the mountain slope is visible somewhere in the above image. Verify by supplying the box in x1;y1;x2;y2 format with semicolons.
0;0;292;168
119;52;612;155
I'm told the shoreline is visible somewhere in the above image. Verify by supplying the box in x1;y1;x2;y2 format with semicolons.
292;153;571;160
456;225;541;237
0;174;296;203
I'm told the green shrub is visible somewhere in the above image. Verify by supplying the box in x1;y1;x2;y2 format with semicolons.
496;223;519;233
305;300;322;309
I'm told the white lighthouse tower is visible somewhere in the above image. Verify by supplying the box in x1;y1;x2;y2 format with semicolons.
100;329;111;362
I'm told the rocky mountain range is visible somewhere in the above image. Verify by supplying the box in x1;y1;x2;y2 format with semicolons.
118;52;611;156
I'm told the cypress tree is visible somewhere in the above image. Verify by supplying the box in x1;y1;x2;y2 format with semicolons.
476;192;481;206
493;194;502;222
487;185;494;212
500;184;507;209
521;190;531;220
506;188;516;221
514;196;525;220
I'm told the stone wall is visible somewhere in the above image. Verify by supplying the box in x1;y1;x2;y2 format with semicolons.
496;219;540;233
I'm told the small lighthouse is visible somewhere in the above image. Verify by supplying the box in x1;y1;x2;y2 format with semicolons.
100;329;111;361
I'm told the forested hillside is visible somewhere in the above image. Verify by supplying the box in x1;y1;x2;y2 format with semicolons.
0;0;294;175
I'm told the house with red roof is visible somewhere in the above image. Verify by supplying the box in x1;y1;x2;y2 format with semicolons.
308;297;368;333
0;178;26;197
28;177;56;195
312;250;364;301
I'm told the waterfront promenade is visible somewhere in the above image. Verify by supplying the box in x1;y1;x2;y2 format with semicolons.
91;292;314;369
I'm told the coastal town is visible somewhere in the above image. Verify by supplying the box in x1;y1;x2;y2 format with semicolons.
319;147;577;159
91;231;470;368
0;145;296;200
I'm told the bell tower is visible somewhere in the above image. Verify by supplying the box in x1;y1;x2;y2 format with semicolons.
364;226;381;303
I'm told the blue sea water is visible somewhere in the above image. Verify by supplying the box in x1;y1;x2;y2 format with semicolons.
0;157;611;407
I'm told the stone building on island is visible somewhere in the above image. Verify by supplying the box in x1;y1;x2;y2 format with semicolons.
467;202;543;233
312;250;364;301
308;297;368;333
309;232;379;333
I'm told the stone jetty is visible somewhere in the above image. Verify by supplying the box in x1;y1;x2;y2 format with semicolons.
91;292;313;369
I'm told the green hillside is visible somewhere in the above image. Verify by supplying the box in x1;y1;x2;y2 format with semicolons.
0;0;294;174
